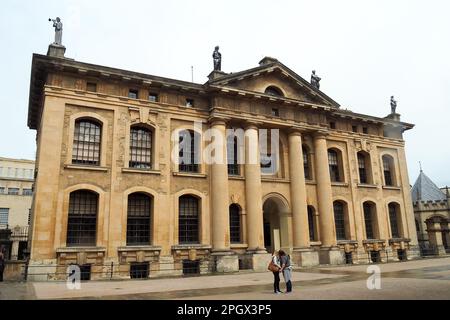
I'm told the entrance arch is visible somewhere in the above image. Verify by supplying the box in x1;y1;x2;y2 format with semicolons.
262;194;291;254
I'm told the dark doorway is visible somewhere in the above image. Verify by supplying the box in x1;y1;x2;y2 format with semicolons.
263;219;271;249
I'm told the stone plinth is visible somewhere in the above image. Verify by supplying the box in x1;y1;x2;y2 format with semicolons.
213;252;239;273
319;247;344;265
291;248;319;267
47;44;66;58
207;70;228;81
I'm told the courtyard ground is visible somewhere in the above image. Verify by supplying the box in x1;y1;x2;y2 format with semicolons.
0;257;449;300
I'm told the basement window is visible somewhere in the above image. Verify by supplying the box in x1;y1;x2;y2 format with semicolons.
80;264;91;281
130;262;149;279
182;260;200;276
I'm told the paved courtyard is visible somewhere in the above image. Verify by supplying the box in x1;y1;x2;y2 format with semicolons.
1;257;449;300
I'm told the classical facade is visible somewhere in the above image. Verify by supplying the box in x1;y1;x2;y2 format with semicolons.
26;44;419;280
412;170;450;255
0;157;35;261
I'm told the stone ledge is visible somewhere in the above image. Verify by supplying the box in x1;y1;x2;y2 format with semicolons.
357;183;378;189
172;172;207;178
56;246;106;253
64;164;108;172
382;185;401;190
171;244;212;250
121;168;161;175
117;245;162;252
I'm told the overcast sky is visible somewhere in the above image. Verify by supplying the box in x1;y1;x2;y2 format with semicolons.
1;0;449;187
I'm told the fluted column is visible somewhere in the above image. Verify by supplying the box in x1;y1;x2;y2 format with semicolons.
288;131;310;249
210;119;230;252
314;133;336;247
244;124;265;252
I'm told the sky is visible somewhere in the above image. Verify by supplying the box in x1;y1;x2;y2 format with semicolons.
1;0;449;187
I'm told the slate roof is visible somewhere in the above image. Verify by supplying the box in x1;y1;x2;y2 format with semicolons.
411;171;447;202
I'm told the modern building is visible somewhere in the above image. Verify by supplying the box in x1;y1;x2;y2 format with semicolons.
26;42;419;280
412;170;450;255
0;157;35;261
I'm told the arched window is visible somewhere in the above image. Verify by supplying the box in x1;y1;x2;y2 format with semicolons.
127;193;152;245
328;149;343;182
303;145;311;180
67;190;98;246
388;203;401;238
229;204;241;243
307;205;316;241
264;86;284;97
363;202;377;239
72;119;102;165
382;155;396;186
179;130;200;173
357;151;372;184
179;195;199;244
129;126;152;169
227;135;240;176
333;201;347;240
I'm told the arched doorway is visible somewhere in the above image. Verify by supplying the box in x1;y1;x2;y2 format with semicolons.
263;195;291;254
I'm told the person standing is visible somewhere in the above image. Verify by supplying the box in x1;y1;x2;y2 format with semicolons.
0;245;6;282
279;250;292;293
270;250;282;294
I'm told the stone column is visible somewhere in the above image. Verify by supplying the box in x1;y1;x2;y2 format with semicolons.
244;123;270;271
427;218;447;256
288;131;319;267
210;118;238;272
314;133;343;264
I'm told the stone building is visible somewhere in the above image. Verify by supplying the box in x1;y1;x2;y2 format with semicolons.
26;44;419;280
0;157;35;261
412;170;450;255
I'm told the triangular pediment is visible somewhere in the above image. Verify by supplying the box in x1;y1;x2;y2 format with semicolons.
207;58;340;108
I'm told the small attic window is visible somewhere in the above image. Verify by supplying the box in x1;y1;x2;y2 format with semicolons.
264;86;284;97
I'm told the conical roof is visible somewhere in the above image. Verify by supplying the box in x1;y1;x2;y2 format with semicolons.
411;171;446;202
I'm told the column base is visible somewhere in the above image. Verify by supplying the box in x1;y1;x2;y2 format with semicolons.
212;251;239;273
291;248;319;267
243;250;271;272
436;245;447;256
318;247;344;265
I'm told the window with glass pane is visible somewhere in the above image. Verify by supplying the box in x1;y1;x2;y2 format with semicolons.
8;188;19;195
227;136;239;175
67;190;98;246
389;203;400;238
23;189;33;196
72;120;101;165
0;187;5;194
328;150;340;182
383;156;393;186
179;195;199;244
303;147;310;180
358;153;367;183
363;203;374;239
148;93;158;102
229;204;241;243
128;89;138;99
334;202;346;240
129;127;152;169
179;130;199;173
127;193;151;245
0;208;9;226
307;206;316;241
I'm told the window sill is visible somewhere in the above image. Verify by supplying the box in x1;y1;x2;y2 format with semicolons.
230;243;248;249
357;183;378;189
64;164;108;172
382;186;401;190
56;246;106;253
171;244;212;250
261;177;290;183
122;168;161;175
305;180;317;185
331;182;349;187
310;241;322;246
117;245;162;252
228;175;245;180
173;172;207;178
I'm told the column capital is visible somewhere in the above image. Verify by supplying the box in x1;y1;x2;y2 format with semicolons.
244;120;263;131
312;130;329;140
208;115;230;127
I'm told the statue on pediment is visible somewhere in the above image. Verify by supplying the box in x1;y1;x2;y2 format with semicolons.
390;96;397;114
49;17;63;45
311;70;321;89
212;46;222;71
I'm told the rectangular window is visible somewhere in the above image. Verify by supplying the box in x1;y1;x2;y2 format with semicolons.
23;189;33;196
329;122;336;129
227;136;239;176
80;264;91;281
130;262;149;279
128;89;139;99
86;82;97;92
271;108;279;117
129;127;152;169
0;187;5;194
364;205;374;239
352;125;358;133
328;151;340;182
363;127;368;134
358;156;367;184
389;206;400;238
185;98;194;107
182;260;200;276
0;208;9;226
28;209;31;225
8;188;19;195
148;93;159;102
